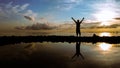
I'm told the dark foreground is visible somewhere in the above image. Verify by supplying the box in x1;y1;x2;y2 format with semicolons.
0;35;120;45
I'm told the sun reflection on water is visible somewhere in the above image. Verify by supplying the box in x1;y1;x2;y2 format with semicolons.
98;43;112;51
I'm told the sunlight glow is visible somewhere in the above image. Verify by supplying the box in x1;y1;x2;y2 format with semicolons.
99;32;111;37
100;21;111;26
94;6;117;26
99;43;112;51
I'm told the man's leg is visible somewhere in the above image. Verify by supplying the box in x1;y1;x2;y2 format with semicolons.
79;32;81;36
76;32;78;37
78;30;81;36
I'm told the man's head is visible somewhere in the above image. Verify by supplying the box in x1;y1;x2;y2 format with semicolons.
77;20;79;22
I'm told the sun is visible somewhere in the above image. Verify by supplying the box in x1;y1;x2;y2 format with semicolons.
94;7;117;26
99;32;111;37
100;21;111;26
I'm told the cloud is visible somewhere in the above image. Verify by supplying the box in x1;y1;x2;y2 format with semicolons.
15;26;26;30
15;20;120;30
15;22;57;30
0;2;37;23
56;20;101;29
56;0;82;10
114;17;120;20
57;21;120;29
24;16;35;22
23;10;37;19
64;0;82;4
20;3;29;11
26;23;56;30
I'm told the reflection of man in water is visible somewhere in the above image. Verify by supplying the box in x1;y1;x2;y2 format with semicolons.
72;42;84;59
71;17;84;37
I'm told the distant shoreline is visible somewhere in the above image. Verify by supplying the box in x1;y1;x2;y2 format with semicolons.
0;35;120;46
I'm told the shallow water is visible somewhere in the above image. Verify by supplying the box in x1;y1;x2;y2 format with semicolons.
0;42;120;68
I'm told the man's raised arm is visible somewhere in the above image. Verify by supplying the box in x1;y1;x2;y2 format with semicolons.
80;17;84;24
71;17;77;23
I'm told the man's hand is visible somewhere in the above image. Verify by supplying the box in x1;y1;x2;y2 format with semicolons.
82;17;84;19
71;17;74;19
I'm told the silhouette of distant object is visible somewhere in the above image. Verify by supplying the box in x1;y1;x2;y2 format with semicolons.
92;33;99;44
71;17;84;37
93;33;98;37
72;42;84;59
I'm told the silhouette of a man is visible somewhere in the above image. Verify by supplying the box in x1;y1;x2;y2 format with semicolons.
71;17;84;37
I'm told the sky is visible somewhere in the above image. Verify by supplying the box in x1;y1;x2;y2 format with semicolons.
0;0;120;29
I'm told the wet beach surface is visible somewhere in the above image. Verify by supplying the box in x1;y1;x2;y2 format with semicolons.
0;42;120;68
